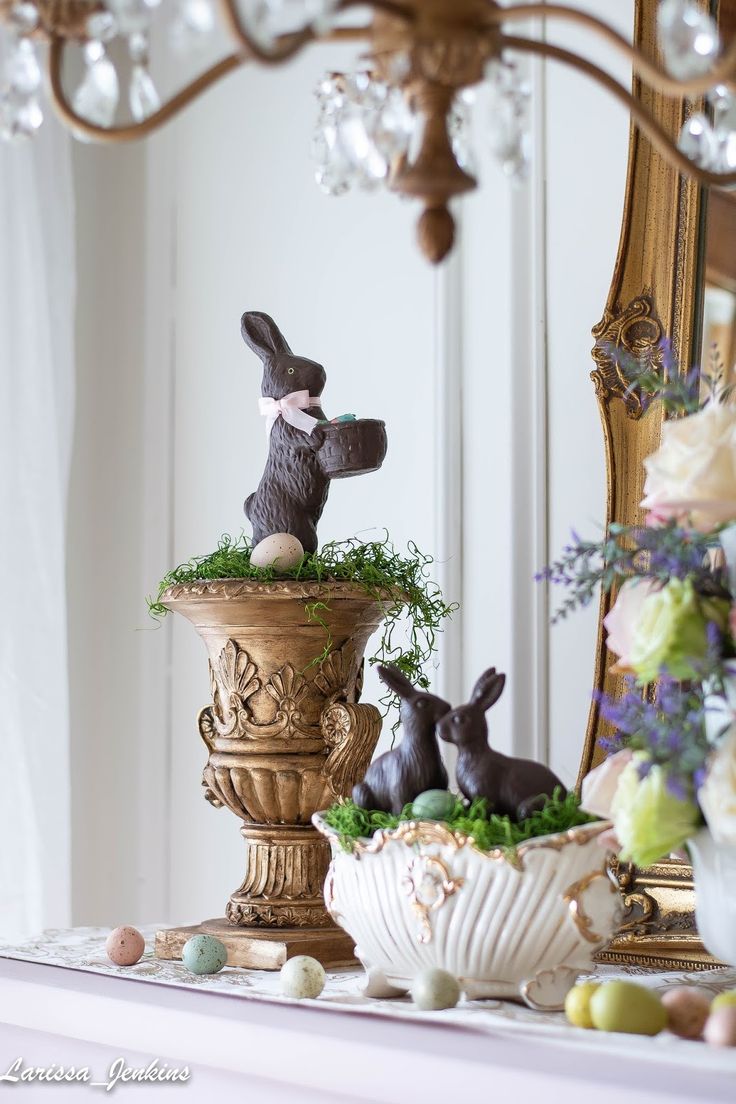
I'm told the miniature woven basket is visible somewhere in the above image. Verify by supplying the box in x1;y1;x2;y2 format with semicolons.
318;419;388;479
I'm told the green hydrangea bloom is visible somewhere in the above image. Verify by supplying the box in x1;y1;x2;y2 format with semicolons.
611;757;700;867
630;576;729;683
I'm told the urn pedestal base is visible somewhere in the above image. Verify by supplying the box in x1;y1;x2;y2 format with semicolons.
154;919;356;971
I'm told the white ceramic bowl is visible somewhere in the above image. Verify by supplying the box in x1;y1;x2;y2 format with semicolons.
313;814;622;1009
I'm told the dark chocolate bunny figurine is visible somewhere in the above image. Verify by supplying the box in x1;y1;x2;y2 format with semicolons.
438;667;567;820
242;311;387;553
352;665;451;815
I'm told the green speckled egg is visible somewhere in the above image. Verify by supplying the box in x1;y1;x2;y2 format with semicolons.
181;934;227;975
280;955;326;999
411;790;457;821
411;968;461;1011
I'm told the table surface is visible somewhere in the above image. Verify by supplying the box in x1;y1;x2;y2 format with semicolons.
1;928;735;1103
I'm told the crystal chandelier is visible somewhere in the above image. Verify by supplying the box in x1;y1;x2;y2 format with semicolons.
2;0;736;262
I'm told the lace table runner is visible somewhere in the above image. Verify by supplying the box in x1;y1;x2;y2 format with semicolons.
2;927;736;1073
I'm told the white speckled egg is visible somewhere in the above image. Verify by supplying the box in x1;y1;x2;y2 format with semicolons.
250;533;305;571
280;955;326;999
106;926;145;966
411;968;461;1011
181;934;228;975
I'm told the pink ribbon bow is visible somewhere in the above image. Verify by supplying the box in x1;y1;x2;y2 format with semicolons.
258;391;322;437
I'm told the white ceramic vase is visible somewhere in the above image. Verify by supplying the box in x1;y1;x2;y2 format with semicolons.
313;814;623;1010
688;828;736;966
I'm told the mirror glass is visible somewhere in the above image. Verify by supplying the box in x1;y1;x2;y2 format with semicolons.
701;4;736;377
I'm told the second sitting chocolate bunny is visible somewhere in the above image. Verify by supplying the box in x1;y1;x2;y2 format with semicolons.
241;312;387;553
438;667;567;820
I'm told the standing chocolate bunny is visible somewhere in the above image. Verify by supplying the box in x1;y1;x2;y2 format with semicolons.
242;312;387;553
438;667;567;820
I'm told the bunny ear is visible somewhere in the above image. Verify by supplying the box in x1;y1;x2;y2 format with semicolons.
241;312;292;360
376;664;416;699
470;668;506;711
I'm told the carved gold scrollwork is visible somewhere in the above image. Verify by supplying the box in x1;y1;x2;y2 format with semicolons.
401;854;464;943
209;640;318;741
607;855;658;934
321;701;383;799
591;295;664;417
212;639;260;737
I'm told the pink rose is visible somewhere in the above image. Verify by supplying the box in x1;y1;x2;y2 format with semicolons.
603;578;660;671
580;748;634;819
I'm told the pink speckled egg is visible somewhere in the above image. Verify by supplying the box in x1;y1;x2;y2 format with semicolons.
662;987;711;1039
704;1006;736;1047
106;926;145;966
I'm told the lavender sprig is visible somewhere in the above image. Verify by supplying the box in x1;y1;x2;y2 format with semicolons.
536;521;720;623
596;677;713;800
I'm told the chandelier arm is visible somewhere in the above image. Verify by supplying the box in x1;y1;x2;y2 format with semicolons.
47;37;246;142
501;33;736;189
216;0;314;64
490;2;736;96
216;0;412;65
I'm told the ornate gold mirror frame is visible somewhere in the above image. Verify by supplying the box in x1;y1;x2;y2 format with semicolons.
578;0;717;969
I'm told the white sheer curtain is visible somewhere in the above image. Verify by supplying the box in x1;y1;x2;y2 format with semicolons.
0;113;75;938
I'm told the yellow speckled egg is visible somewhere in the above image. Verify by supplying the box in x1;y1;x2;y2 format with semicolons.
250;533;304;571
590;981;667;1036
106;926;145;966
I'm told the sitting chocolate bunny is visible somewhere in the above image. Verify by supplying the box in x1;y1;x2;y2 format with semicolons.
241;311;387;553
438;668;567;820
352;665;451;815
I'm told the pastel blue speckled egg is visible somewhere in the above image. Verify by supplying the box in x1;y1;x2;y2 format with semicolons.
411;789;457;821
181;934;228;975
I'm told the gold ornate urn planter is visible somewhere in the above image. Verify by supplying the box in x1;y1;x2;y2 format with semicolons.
155;578;390;969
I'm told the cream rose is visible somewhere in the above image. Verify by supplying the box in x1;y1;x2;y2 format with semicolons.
641;403;736;532
698;729;736;845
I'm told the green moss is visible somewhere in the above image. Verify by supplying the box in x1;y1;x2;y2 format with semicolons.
322;790;595;854
147;532;457;731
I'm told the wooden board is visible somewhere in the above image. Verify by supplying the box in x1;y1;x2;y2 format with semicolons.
155;919;357;971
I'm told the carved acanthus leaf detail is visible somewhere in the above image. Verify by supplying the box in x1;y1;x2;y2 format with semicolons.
266;663;306;706
212;640;260;737
226;902;333;928
591;295;664;418
314;640;359;703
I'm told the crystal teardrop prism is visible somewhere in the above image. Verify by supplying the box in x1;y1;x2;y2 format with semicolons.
105;0;161;37
486;60;531;183
169;0;215;56
0;87;42;141
9;2;39;34
678;112;717;169
73;48;120;128
129;64;160;121
657;0;719;81
5;37;41;96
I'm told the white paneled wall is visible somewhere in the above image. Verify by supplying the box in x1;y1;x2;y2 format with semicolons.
68;1;632;925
